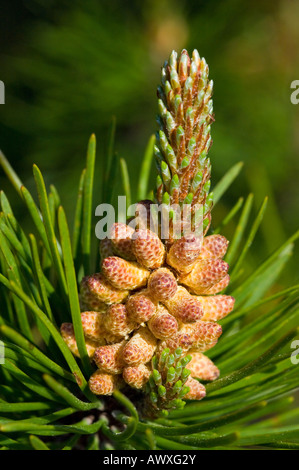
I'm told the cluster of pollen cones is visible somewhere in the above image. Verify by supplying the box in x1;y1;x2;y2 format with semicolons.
61;220;235;402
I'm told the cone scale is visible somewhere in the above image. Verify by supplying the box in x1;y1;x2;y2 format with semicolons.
61;49;235;417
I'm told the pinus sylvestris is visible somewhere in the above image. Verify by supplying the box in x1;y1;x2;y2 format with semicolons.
0;49;298;450
61;50;235;416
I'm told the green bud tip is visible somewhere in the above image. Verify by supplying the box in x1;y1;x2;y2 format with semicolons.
152;369;162;385
152;356;158;368
184;193;194;204
181;368;191;382
180;156;190;169
203;180;211;193
181;355;192;367
167;366;176;383
170;174;180;194
158;385;166;397
150;392;158;404
203;217;210;228
174;347;182;358
167;353;175;367
156;175;163;188
162;192;170;205
173;380;182;393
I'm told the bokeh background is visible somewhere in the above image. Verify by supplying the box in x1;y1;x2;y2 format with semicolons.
0;0;298;283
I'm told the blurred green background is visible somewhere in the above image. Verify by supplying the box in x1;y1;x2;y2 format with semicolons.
0;0;298;283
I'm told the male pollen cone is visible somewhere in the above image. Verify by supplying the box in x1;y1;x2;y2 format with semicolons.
147;268;178;301
61;50;236;410
109;222;136;261
132;228;165;269
101;256;150;290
